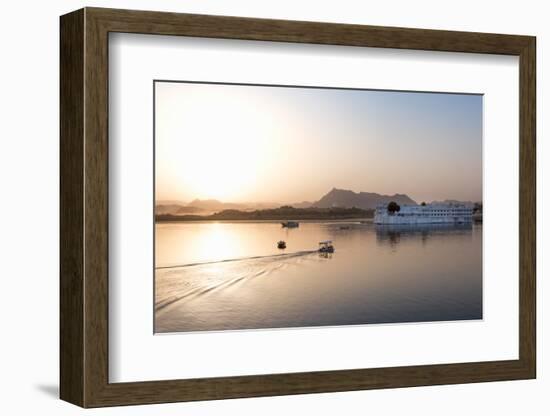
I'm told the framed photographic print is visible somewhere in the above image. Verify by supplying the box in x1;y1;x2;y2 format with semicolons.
60;7;536;408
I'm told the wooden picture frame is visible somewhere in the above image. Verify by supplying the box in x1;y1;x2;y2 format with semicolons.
60;7;536;408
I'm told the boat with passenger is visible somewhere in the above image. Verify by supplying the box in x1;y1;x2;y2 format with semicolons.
318;240;334;253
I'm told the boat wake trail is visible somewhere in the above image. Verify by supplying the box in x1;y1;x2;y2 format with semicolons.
155;250;318;270
155;250;318;313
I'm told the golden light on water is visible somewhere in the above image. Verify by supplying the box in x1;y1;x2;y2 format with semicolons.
193;223;237;262
156;222;250;266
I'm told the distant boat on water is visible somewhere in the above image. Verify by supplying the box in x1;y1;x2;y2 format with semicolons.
277;240;287;249
281;221;299;228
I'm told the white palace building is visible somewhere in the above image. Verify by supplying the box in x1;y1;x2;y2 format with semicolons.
374;203;474;225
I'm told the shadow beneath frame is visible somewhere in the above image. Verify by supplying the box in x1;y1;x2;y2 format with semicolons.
34;384;59;399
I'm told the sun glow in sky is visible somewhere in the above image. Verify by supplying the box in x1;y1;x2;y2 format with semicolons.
155;82;482;204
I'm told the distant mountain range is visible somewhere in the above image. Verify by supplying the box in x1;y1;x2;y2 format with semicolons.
187;199;245;212
156;199;280;215
155;204;190;215
289;200;315;209
187;199;280;211
155;188;441;215
310;188;416;209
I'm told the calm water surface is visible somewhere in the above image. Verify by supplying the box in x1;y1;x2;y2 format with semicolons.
155;221;482;333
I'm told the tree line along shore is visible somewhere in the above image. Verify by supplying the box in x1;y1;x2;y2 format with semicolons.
155;206;374;222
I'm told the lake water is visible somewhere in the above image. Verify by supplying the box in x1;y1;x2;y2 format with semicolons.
155;221;482;333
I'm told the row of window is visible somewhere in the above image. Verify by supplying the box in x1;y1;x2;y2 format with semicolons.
377;210;472;215
377;210;471;215
393;213;470;217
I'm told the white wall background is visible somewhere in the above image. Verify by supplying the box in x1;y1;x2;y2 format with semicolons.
0;0;545;414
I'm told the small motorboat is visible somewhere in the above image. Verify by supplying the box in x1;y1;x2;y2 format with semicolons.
281;221;299;228
318;240;335;253
277;240;287;249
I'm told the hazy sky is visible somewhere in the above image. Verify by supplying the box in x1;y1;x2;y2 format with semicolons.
155;81;482;204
